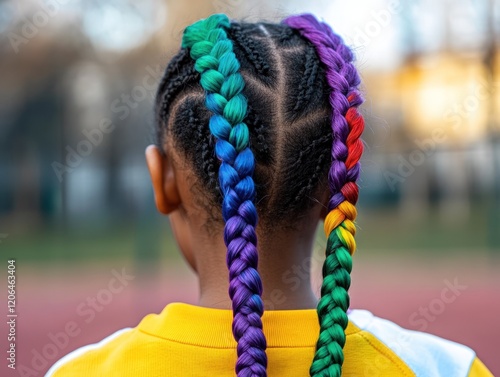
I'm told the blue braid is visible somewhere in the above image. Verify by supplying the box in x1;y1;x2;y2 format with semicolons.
182;14;268;377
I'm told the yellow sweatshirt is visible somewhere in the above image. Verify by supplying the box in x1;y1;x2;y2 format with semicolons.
46;303;492;376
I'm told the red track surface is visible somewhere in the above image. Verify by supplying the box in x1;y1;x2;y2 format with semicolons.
3;255;499;376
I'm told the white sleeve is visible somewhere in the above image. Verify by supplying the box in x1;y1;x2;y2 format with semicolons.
349;310;476;377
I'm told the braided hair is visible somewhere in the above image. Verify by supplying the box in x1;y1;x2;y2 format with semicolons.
155;13;364;377
284;15;365;377
182;15;267;377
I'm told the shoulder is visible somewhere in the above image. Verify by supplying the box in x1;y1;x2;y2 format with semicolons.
347;309;492;377
45;327;134;377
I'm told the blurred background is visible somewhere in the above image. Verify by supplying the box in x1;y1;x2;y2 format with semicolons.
1;0;499;375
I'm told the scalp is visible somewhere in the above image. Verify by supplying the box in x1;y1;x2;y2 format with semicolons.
155;21;332;229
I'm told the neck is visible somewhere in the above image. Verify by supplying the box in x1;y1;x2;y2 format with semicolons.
194;223;320;311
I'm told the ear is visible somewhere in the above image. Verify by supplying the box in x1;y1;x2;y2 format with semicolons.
145;145;181;215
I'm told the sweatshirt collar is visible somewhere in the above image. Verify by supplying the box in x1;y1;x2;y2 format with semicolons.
138;302;359;349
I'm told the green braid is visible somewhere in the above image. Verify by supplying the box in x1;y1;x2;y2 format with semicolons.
312;232;352;375
182;14;268;377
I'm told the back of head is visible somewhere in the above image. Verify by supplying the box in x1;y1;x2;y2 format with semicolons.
156;19;333;227
155;13;364;377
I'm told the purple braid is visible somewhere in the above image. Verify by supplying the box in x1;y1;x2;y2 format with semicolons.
182;14;267;377
284;14;365;377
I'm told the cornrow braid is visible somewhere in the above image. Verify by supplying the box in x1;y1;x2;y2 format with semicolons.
228;24;270;77
284;14;365;377
293;45;321;113
182;105;219;195
245;103;272;165
155;49;200;147
292;137;331;204
181;14;267;377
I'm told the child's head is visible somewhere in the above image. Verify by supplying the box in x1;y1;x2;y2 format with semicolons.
146;13;364;377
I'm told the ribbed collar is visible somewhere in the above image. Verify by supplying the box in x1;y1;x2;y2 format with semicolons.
138;303;360;349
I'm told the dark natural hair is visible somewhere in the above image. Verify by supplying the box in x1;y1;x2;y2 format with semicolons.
155;21;332;227
155;14;364;377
